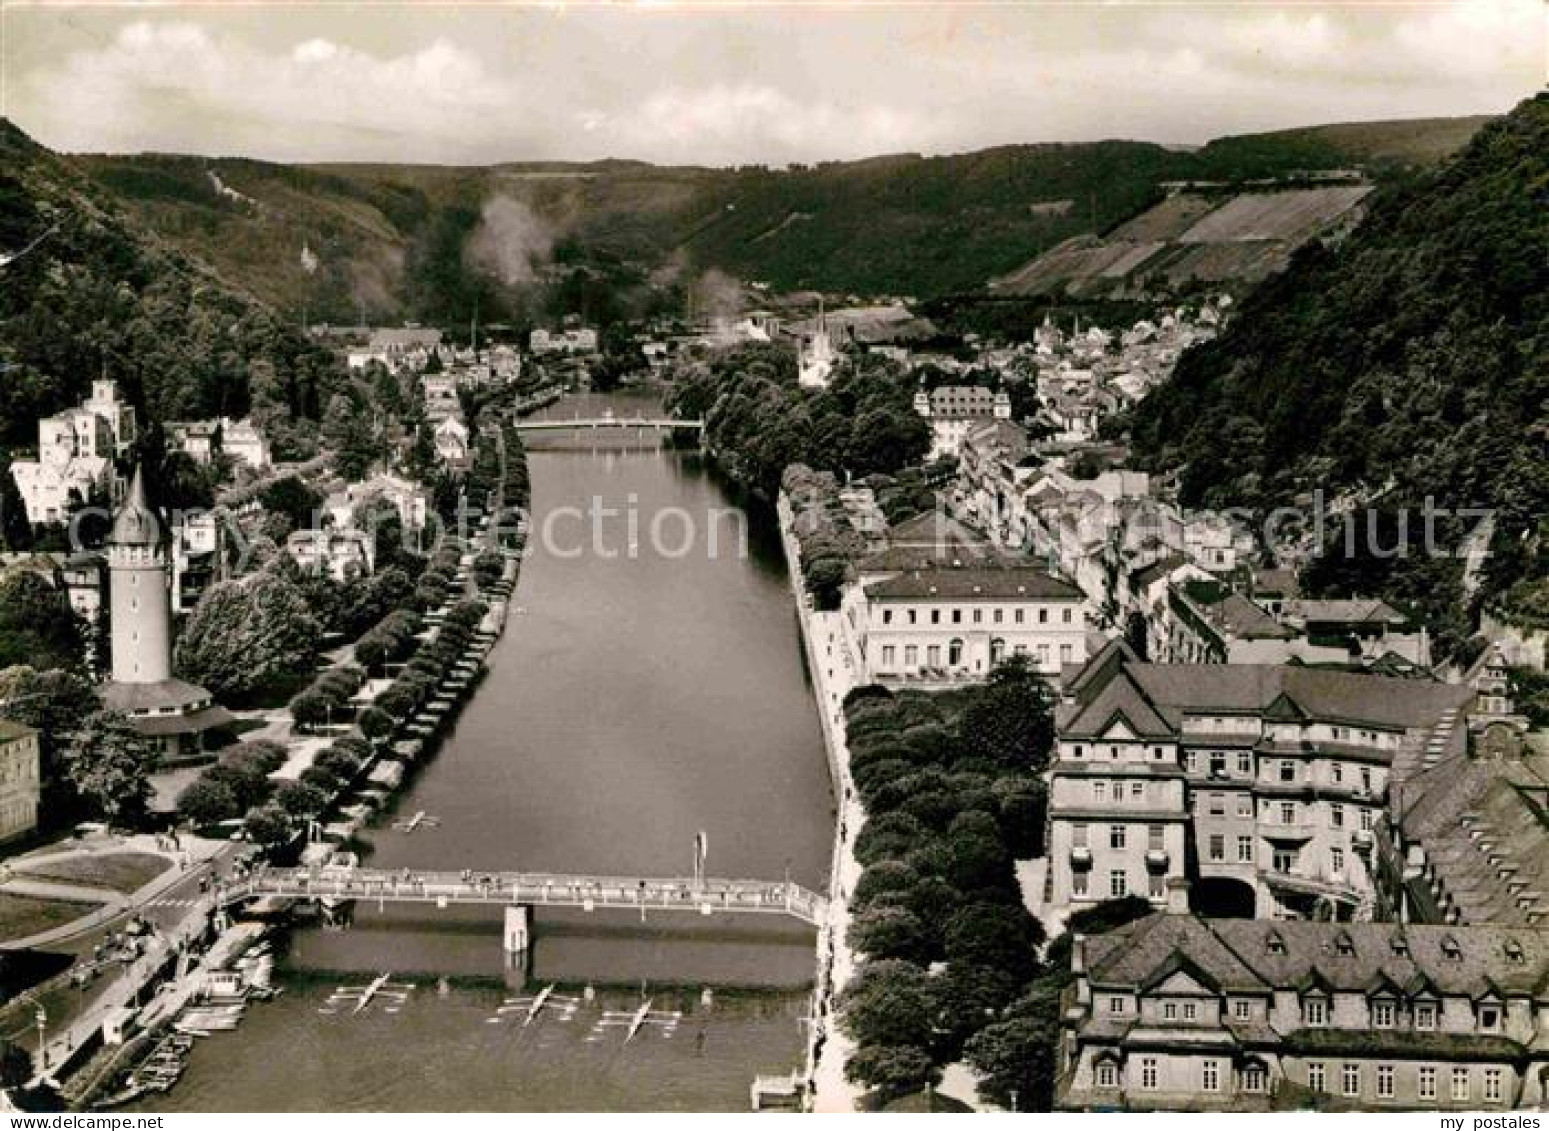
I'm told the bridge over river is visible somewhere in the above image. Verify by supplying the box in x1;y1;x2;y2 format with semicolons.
513;415;704;435
221;867;827;928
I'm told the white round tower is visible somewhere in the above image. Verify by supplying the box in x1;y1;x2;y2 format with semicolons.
108;465;172;684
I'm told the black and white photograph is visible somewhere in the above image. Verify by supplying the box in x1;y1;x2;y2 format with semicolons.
0;0;1544;1116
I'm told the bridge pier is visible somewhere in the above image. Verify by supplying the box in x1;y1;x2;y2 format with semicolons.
503;904;533;989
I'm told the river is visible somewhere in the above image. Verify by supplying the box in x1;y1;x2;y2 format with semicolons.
140;392;835;1111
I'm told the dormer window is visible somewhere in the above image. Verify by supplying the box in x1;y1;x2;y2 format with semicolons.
1505;939;1526;964
1441;936;1463;961
1414;1002;1437;1030
1334;931;1355;956
1267;931;1286;955
1391;934;1410;958
1302;997;1328;1027
1478;1003;1501;1032
1371;1000;1395;1028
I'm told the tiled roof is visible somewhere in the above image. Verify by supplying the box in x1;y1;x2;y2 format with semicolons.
1089;914;1549;1000
1284;598;1409;626
0;719;38;743
101;678;214;714
864;565;1083;602
1059;648;1469;737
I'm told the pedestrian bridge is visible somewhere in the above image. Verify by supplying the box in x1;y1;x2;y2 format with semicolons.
219;867;827;928
513;416;704;434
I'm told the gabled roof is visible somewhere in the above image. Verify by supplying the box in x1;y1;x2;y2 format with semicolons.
109;464;160;548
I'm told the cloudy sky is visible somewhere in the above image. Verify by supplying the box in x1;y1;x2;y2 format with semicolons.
2;1;1543;166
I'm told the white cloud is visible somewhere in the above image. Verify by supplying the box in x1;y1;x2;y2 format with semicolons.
581;83;950;164
8;2;1543;164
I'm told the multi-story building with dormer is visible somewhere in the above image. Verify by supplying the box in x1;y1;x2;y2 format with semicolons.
1059;914;1549;1111
1047;640;1474;920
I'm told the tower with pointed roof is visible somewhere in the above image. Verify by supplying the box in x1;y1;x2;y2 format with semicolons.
107;465;172;684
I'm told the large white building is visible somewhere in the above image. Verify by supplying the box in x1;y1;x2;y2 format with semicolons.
10;380;137;526
914;385;1012;460
838;510;1090;686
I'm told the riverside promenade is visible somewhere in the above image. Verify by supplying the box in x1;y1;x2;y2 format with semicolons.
776;494;865;1113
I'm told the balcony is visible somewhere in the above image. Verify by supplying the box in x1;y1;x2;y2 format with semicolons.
1258;818;1316;843
1145;848;1170;869
1352;828;1374;851
1070;845;1093;867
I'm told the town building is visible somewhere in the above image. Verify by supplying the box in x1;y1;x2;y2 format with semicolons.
1047;640;1474;920
0;720;41;844
837;510;1090;686
99;467;232;762
81;379;138;458
433;417;471;468
914;385;1013;460
10;408;114;526
1059;913;1549;1111
285;528;375;582
345;326;444;371
529;327;598;356
170;418;272;471
798;306;837;390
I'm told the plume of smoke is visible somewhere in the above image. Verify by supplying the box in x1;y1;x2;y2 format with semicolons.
691;268;745;321
463;194;556;288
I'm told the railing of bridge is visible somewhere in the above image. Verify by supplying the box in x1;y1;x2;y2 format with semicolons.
223;868;827;926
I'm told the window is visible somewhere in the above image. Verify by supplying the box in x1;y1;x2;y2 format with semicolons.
1014;608;1024;625
1060;643;1073;663
1183;1002;1197;1022
1331;847;1345;875
948;638;964;666
931;610;940;625
1452;1067;1469;1102
1209;834;1225;862
1415;1002;1436;1030
1209;753;1227;778
1237;752;1252;774
1238;835;1254;863
1110;825;1127;850
1108;996;1125;1015
1479;1004;1501;1031
1208;793;1226;816
1485;1068;1502;1103
1238;795;1254;818
904;645;918;666
1072;870;1089;897
1131;781;1144;801
1096;1062;1118;1090
1332;763;1344;784
1243;1064;1267;1093
1109;870;1128;898
1094;781;1108;802
993;609;1003;625
1418;1066;1436;1101
1234;999;1251;1020
1361;767;1372;793
1342;1063;1359;1098
1360;807;1374;831
1201;1060;1220;1093
1280;760;1296;782
881;646;896;666
1371;1000;1394;1028
927;645;941;666
1140;1058;1157;1090
1148;824;1164;850
1073;823;1089;847
1063;608;1073;623
1307;1063;1326;1093
882;610;893;625
1274;848;1297;874
1280;802;1296;825
1163;1002;1176;1021
1332;804;1344;828
1377;1064;1394;1099
1303;998;1328;1027
1147;872;1164;899
1039;607;1049;624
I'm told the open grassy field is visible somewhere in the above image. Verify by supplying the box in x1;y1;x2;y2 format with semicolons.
16;852;171;894
0;892;95;942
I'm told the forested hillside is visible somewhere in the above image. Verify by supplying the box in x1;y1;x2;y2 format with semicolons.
0;120;342;455
69;114;1488;321
1129;94;1548;653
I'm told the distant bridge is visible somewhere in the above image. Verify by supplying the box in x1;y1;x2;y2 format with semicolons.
513;415;704;435
219;867;826;928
